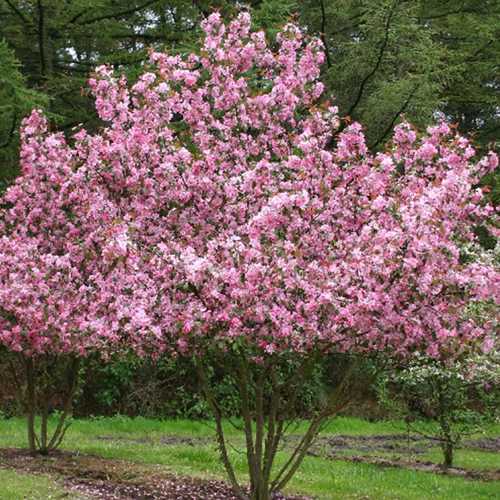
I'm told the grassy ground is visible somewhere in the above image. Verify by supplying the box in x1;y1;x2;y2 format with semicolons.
0;416;499;499
0;468;69;499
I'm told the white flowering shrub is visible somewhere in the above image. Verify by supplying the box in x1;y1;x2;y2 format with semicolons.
377;350;500;468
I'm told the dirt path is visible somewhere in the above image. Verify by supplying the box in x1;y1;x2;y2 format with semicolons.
96;434;212;447
0;448;309;500
94;433;500;455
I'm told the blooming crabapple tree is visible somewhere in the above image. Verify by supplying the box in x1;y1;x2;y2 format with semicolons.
0;112;157;455
2;10;498;495
81;12;499;498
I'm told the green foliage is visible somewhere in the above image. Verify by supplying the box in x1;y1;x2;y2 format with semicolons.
432;0;500;148
297;0;500;150
305;0;445;147
0;0;211;181
77;353;202;418
75;351;330;419
0;40;48;184
376;352;500;467
251;0;297;38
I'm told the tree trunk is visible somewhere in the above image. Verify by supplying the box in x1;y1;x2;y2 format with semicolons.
438;390;454;470
46;357;80;451
39;398;49;455
442;440;453;469
24;357;37;455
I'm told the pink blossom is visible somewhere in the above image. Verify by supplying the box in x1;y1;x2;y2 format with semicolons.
1;13;497;364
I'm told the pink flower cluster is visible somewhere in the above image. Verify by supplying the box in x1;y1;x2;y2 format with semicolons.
0;13;498;360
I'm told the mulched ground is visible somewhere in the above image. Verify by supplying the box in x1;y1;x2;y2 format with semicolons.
467;437;500;453
66;475;305;500
0;448;310;500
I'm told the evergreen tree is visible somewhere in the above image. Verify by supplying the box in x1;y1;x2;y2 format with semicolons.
0;39;47;184
298;0;499;150
0;0;224;180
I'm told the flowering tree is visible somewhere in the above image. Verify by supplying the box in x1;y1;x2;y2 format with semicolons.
2;10;498;495
80;12;499;498
0;111;155;454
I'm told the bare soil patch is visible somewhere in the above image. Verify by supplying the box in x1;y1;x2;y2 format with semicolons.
466;437;500;453
96;434;212;447
310;434;433;455
0;448;309;499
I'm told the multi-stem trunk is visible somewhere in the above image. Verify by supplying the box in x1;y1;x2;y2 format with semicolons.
196;352;353;500
438;393;454;469
19;355;80;455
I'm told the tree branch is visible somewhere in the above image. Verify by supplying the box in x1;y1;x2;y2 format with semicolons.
0;111;17;148
465;39;494;63
237;356;258;494
3;0;30;25
47;357;80;451
73;0;161;26
346;0;398;118
109;32;183;42
36;0;46;78
370;82;419;149
319;0;332;68
195;358;246;499
424;7;488;21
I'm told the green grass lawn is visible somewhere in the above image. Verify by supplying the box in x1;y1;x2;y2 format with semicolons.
421;448;500;471
0;416;499;499
0;468;69;499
